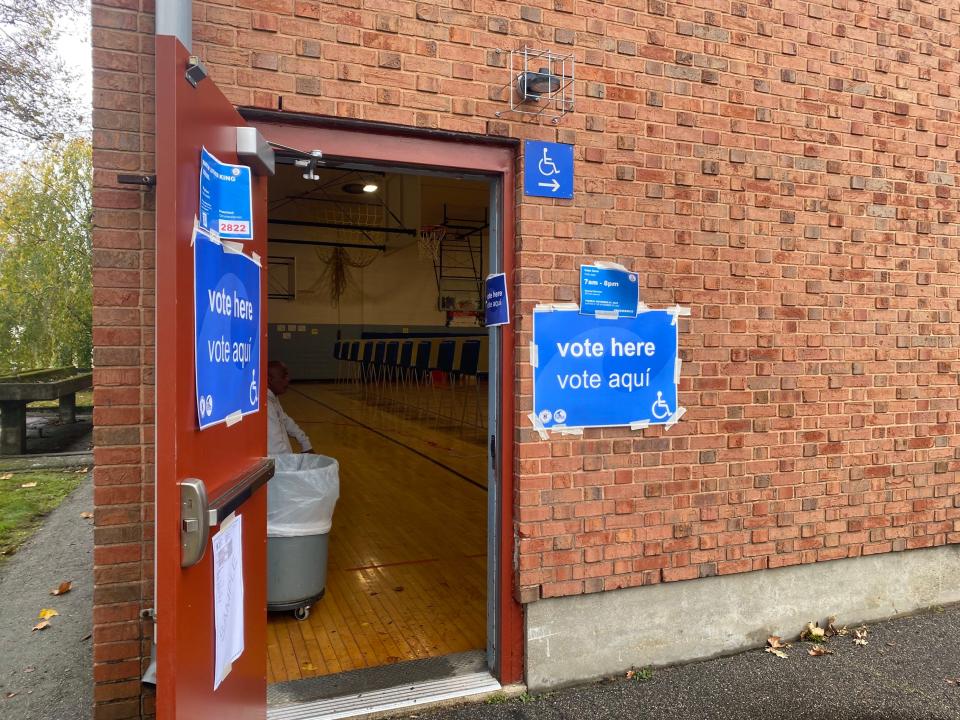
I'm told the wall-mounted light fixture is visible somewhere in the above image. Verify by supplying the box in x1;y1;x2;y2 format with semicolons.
496;47;574;124
517;67;562;102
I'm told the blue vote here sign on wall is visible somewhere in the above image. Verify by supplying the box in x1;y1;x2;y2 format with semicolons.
199;147;254;241
580;264;639;318
484;273;510;327
533;308;678;429
194;228;261;429
523;140;574;199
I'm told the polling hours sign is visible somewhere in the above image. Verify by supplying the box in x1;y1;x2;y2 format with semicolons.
194;228;261;430
532;307;679;430
199;147;254;241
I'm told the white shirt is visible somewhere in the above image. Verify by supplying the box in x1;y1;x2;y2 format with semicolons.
267;389;312;454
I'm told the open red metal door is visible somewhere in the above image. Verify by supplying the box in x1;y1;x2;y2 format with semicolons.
155;36;270;719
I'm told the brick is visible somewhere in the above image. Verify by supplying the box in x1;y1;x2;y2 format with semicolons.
93;1;960;709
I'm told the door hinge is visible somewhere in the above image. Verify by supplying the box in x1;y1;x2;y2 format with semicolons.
185;55;209;87
117;174;156;188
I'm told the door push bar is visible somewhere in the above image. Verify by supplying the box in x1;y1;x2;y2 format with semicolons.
179;458;275;568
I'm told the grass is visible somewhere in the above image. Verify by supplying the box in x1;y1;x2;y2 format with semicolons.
28;389;93;410
0;470;86;560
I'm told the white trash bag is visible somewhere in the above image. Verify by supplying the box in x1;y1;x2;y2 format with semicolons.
267;453;340;537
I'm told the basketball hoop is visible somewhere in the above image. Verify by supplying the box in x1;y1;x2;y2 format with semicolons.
417;225;446;262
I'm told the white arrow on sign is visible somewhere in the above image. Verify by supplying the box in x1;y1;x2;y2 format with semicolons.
538;178;560;192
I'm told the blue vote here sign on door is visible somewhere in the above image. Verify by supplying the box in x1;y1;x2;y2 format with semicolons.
580;264;639;318
484;273;510;327
533;308;678;429
194;228;262;429
524;140;573;199
199;147;254;241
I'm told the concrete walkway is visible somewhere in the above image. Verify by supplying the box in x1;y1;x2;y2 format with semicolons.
0;472;92;720
406;603;960;720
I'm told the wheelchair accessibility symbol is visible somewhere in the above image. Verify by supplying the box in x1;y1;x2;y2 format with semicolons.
524;140;573;199
651;391;671;421
249;369;258;406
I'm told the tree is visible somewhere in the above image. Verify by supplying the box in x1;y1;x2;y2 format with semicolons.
0;0;85;150
0;138;92;374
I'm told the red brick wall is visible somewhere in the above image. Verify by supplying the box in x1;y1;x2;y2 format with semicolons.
188;0;960;600
93;0;960;715
91;1;156;718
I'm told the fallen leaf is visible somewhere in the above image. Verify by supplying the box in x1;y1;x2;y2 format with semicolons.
31;620;50;632
764;647;788;659
37;608;58;621
75;467;89;473
854;627;869;646
825;616;839;637
4;691;16;699
767;636;790;650
808;645;834;656
0;473;12;480
800;621;826;642
23;667;34;673
50;581;72;596
80;512;93;520
625;669;636;679
19;482;36;489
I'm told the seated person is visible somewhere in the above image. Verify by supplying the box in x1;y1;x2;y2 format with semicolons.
266;360;314;455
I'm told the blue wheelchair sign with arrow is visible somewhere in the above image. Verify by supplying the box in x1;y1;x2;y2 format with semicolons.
523;140;574;199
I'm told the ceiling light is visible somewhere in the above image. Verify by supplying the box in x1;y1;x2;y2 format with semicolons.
362;183;378;193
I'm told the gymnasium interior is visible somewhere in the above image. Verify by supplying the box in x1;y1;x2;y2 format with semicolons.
263;158;492;687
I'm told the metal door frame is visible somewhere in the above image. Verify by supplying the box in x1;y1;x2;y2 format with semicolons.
243;110;523;683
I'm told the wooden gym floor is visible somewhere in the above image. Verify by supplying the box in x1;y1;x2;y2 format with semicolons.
266;383;488;684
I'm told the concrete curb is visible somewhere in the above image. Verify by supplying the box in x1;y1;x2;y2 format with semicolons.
0;452;93;472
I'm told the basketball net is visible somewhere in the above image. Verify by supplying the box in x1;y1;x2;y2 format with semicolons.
417;225;446;262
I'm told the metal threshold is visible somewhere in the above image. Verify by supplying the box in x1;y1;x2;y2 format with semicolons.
267;651;500;720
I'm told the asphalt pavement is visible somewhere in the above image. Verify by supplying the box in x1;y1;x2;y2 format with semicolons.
406;604;960;720
0;471;92;720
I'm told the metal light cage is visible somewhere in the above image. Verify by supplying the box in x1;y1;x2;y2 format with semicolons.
496;46;575;124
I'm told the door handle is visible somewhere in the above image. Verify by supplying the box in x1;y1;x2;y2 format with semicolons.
180;479;211;568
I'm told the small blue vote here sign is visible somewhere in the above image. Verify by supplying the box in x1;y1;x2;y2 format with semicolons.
194;228;262;430
199;147;254;241
523;140;574;199
484;273;510;327
533;308;678;429
580;264;639;318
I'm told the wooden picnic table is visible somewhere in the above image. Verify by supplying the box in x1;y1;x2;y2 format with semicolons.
0;368;92;455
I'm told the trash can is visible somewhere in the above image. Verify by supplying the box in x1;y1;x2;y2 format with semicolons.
267;453;339;620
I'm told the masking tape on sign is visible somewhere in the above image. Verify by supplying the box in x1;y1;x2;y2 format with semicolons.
593;261;629;272
667;305;691;325
225;410;243;427
529;342;538;368
674;358;683;385
527;412;549;440
665;406;686;430
629;419;650;431
535;302;579;312
552;425;584;436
